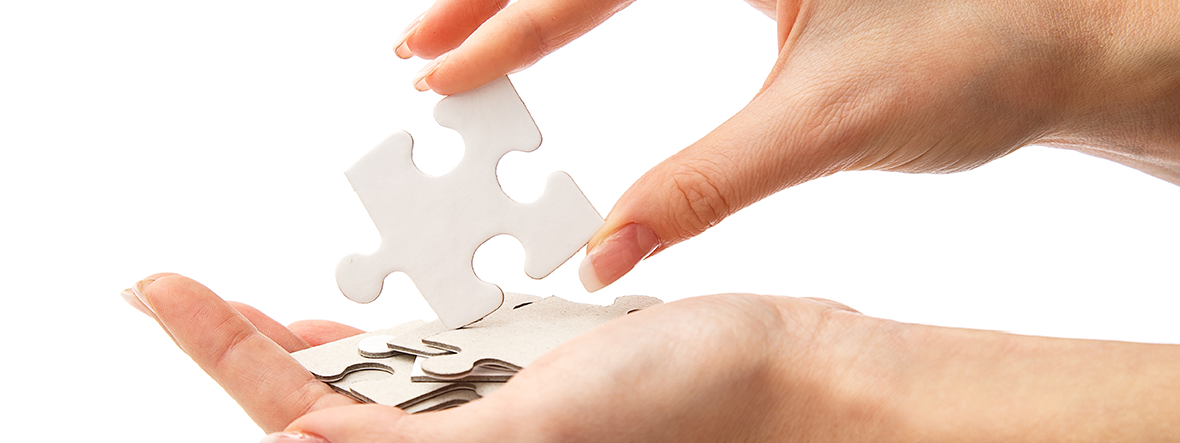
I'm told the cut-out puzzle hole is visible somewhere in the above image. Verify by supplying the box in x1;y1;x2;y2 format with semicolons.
409;125;466;177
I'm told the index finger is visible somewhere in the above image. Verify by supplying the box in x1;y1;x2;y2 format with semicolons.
134;274;357;433
412;0;635;94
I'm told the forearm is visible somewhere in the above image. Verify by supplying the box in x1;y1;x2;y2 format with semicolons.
1039;0;1180;183
789;305;1180;442
896;324;1180;441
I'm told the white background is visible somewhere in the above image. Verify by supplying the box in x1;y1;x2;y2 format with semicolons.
1;1;1177;441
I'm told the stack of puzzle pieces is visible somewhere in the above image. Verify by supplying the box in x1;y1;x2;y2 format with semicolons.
292;293;661;412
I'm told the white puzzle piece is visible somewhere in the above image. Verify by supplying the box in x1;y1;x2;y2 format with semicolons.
420;295;662;378
336;76;604;329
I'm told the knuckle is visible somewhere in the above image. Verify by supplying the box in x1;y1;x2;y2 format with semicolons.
665;161;735;239
510;4;557;65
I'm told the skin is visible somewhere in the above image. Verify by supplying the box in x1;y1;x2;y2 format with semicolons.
131;0;1180;440
130;273;1180;441
403;0;1180;289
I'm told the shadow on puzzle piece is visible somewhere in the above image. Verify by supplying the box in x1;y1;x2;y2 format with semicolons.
336;76;604;329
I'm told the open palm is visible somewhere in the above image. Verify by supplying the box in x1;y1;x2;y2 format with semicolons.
129;273;883;442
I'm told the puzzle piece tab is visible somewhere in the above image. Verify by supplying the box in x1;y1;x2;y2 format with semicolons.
336;76;604;329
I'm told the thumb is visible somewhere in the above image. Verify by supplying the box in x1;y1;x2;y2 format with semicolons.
578;87;858;292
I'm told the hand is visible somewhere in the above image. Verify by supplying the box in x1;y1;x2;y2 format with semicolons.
121;273;363;432
396;0;1180;291
126;273;1180;442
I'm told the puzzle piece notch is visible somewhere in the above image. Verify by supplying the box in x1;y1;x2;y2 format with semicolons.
336;76;604;329
420;295;663;378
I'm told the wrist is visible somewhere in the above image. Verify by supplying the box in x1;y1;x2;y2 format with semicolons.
763;299;915;440
1037;0;1180;182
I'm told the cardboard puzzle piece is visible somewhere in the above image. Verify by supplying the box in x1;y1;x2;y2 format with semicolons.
292;320;426;381
400;387;482;414
420;295;662;378
386;292;540;357
348;376;500;409
410;355;515;383
357;334;400;359
325;368;394;404
335;76;604;329
292;294;662;411
347;376;477;410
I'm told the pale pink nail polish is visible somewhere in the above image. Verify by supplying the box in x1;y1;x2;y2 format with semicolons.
394;42;413;59
393;12;425;59
579;223;660;292
120;288;154;317
128;278;158;316
259;431;331;443
413;76;431;91
125;277;183;347
410;53;447;92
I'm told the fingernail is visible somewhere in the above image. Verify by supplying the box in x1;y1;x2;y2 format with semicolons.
123;278;158;317
121;288;154;318
259;432;331;443
411;52;448;92
126;277;182;347
393;11;425;59
579;223;660;292
394;42;413;59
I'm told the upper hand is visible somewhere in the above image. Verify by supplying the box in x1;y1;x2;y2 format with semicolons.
398;0;1180;291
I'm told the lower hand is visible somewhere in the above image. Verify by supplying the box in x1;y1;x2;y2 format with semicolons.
125;273;1180;442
